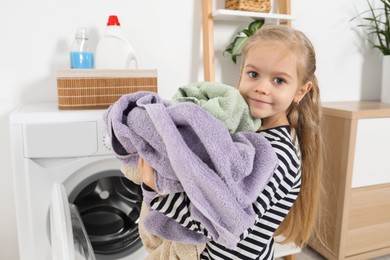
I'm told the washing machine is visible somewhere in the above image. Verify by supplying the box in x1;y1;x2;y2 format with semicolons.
9;103;149;260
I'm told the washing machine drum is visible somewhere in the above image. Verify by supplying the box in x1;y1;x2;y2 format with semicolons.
73;177;143;255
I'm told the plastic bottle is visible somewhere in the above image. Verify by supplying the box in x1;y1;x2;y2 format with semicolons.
95;15;140;69
70;27;94;69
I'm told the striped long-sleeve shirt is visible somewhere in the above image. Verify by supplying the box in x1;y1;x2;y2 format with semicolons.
146;126;301;259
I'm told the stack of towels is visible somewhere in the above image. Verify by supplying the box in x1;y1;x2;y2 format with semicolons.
104;82;278;257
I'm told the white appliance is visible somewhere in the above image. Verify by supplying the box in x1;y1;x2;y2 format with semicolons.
9;103;148;260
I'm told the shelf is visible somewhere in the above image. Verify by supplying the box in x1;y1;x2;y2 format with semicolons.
322;101;390;119
213;9;295;23
201;0;292;81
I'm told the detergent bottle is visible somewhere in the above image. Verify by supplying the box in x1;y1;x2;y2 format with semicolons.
95;15;140;69
70;27;94;69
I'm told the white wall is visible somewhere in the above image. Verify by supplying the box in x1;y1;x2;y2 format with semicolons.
0;0;381;258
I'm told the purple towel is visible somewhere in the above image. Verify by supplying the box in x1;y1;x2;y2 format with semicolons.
104;91;278;247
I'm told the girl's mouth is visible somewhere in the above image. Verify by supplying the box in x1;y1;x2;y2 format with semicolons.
250;97;271;105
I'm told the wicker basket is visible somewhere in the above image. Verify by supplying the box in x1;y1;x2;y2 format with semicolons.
56;69;157;110
225;0;271;12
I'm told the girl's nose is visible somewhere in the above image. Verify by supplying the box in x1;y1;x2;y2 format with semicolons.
254;81;271;95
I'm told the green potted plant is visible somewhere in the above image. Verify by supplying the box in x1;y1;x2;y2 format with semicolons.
352;0;390;102
353;0;390;54
224;20;264;64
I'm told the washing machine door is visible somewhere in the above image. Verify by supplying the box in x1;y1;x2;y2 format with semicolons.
50;182;96;260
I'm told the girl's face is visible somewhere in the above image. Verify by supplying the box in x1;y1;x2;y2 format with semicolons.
239;43;311;129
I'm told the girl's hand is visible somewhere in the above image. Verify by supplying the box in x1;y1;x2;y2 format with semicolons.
138;157;157;191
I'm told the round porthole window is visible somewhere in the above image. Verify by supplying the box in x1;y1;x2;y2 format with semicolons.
72;176;143;256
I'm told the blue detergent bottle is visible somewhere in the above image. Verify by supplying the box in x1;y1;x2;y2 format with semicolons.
70;27;94;69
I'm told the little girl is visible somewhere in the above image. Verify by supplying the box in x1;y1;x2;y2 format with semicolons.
140;24;323;259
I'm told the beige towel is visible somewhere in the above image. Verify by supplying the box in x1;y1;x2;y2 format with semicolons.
121;164;143;185
120;165;206;260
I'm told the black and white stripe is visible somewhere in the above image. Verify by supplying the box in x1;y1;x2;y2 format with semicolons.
149;126;301;259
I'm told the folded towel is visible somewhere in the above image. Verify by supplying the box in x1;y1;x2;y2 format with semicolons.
104;91;278;248
172;81;261;133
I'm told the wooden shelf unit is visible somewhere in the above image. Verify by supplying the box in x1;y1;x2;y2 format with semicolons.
309;101;390;260
201;0;293;81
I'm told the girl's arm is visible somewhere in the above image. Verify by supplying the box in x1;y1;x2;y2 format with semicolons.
138;157;157;191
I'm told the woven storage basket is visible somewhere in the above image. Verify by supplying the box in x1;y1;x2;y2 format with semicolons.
56;69;157;110
225;0;271;12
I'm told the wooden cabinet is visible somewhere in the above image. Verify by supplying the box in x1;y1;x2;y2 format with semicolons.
309;101;390;260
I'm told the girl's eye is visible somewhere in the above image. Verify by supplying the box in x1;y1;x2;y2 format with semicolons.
248;71;259;79
273;77;286;85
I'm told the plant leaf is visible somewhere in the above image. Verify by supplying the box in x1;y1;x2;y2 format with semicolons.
224;19;264;63
351;0;390;55
249;20;264;33
224;41;234;54
232;54;238;64
242;29;252;37
231;37;248;56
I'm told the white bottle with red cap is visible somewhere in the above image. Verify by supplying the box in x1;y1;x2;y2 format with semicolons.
95;15;140;69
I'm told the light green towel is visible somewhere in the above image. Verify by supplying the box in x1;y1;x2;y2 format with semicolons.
172;81;261;133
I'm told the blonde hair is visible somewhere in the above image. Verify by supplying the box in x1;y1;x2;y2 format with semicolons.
240;24;323;247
